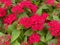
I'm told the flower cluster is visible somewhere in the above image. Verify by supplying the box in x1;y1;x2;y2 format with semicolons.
45;0;55;6
3;14;17;25
19;13;48;31
28;33;40;44
56;3;60;8
11;5;24;14
48;20;60;36
19;1;38;13
0;8;6;17
0;0;12;8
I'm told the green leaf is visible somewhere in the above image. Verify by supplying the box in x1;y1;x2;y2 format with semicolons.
11;30;20;43
36;7;42;15
37;31;45;36
34;42;47;45
52;9;60;21
48;6;53;12
42;4;48;9
18;12;28;21
7;25;14;33
7;21;17;33
36;4;48;15
24;29;33;36
48;39;58;45
24;36;27;41
12;0;16;5
11;40;20;45
46;32;52;42
0;19;3;31
47;14;53;20
12;21;18;26
0;32;5;36
41;36;46;42
53;15;60;21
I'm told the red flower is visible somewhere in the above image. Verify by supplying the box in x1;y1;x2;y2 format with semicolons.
11;5;24;14
45;0;54;6
23;0;31;1
0;0;12;8
48;20;60;36
19;1;32;8
25;43;29;45
0;8;6;17
30;13;48;31
41;12;48;20
7;35;11;39
56;3;60;8
4;41;10;45
28;33;40;44
19;13;48;30
29;4;38;13
19;1;38;13
3;14;17;25
19;17;31;28
30;14;44;31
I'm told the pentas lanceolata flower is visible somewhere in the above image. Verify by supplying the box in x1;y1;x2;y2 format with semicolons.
4;41;10;45
3;13;17;25
45;0;55;6
19;12;48;31
0;0;12;8
30;14;44;31
29;4;38;13
23;0;31;1
0;0;60;45
28;33;40;44
19;1;32;8
0;8;6;17
48;20;60;36
19;17;31;28
30;13;48;31
19;1;38;13
11;5;24;14
56;3;60;8
41;12;49;20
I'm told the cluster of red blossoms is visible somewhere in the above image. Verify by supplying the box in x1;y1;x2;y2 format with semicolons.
0;0;12;8
28;33;40;44
48;20;60;37
0;0;38;25
0;0;60;45
19;12;48;31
